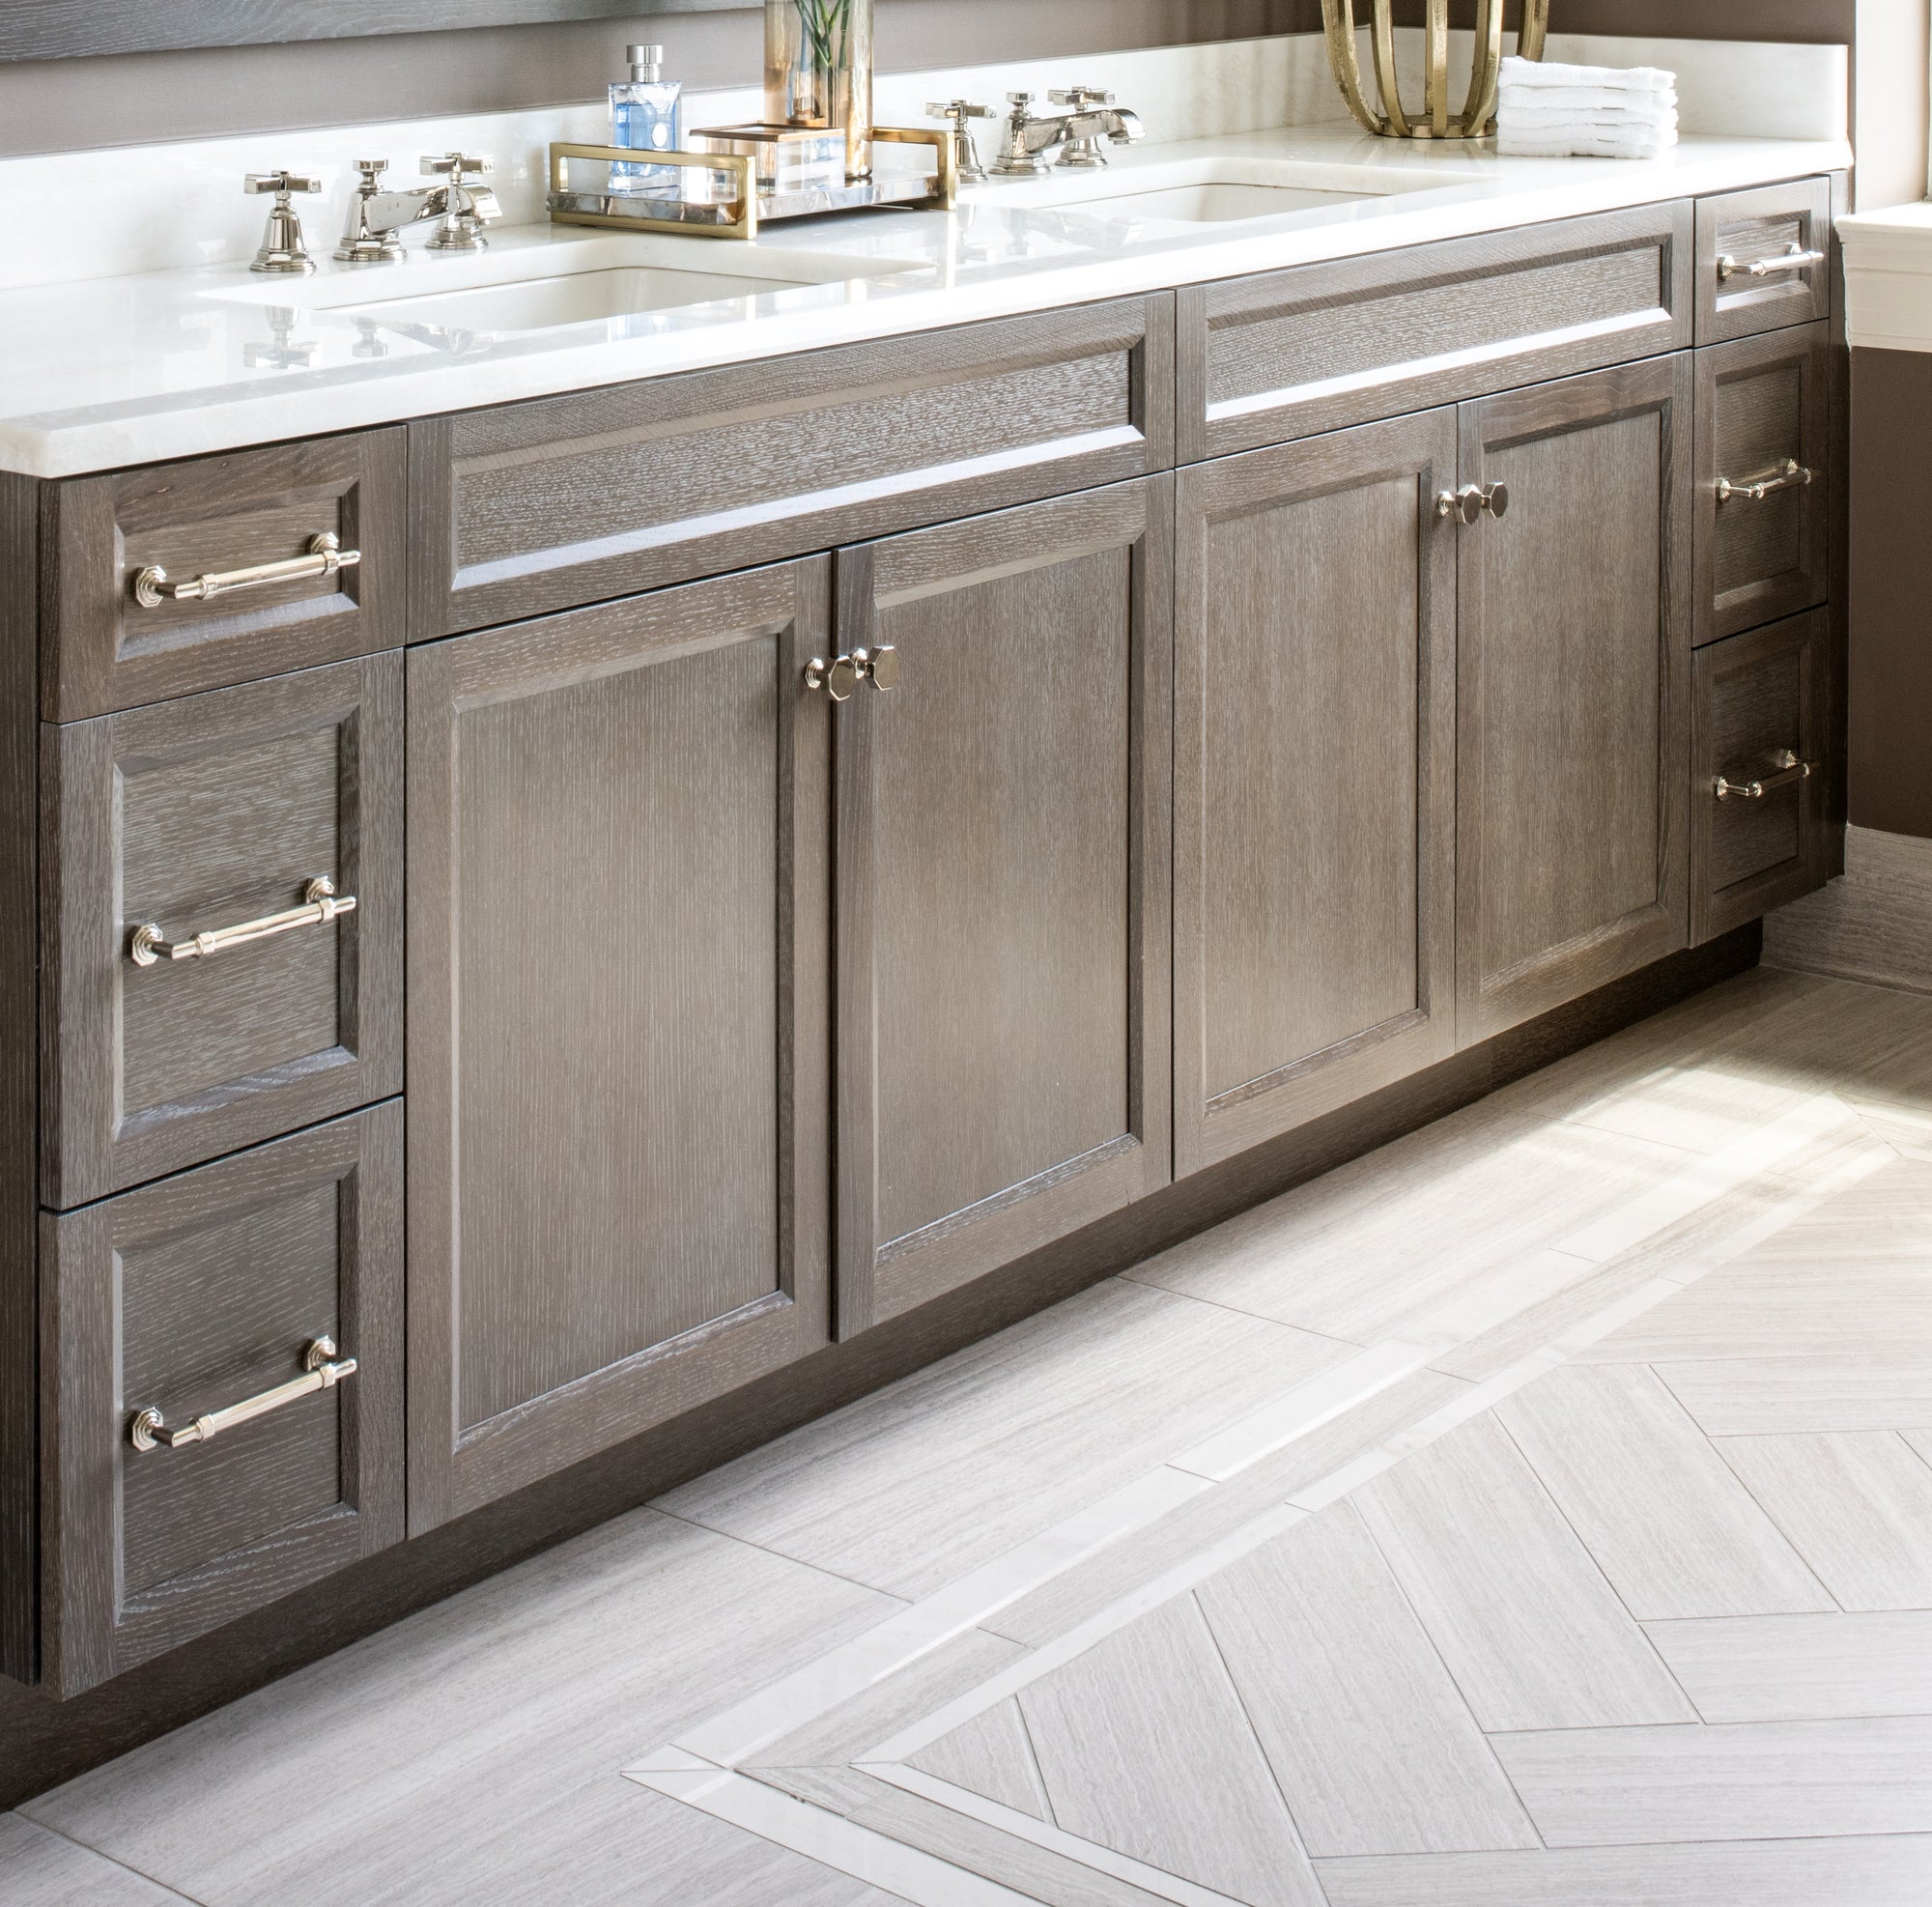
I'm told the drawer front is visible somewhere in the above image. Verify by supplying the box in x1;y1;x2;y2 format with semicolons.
1694;178;1832;345
1691;609;1831;945
1694;323;1832;645
43;654;403;1208
1177;201;1692;461
43;430;408;722
409;295;1176;636
40;1105;404;1696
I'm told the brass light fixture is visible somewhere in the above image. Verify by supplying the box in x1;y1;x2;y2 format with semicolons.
1321;0;1549;140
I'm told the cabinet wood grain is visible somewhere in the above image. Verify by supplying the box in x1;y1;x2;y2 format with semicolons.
1174;410;1459;1177
832;480;1173;1334
42;431;407;722
406;559;832;1530
1456;356;1693;1043
1691;609;1832;945
41;655;404;1209
1177;202;1692;462
0;473;38;1686
409;298;1175;639
1694;321;1832;644
1693;178;1833;346
40;1104;404;1699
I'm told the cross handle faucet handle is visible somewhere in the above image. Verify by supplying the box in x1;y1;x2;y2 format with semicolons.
1049;85;1116;110
352;158;390;187
421;152;493;182
926;98;994;123
245;171;323;196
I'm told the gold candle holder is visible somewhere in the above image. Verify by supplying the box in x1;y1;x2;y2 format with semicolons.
1321;0;1548;140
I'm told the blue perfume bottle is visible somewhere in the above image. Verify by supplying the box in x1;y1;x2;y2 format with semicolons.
610;43;683;196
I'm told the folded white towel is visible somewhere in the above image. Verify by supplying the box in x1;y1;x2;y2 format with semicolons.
1494;56;1678;159
1500;100;1678;130
1495;128;1676;160
1497;57;1676;95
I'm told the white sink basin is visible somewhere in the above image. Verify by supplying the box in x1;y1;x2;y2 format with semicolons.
972;157;1483;226
335;263;807;334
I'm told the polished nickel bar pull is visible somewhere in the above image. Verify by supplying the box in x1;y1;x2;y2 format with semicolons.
129;1337;356;1452
1716;242;1826;282
1715;748;1814;802
129;875;355;968
131;530;359;609
1716;458;1814;506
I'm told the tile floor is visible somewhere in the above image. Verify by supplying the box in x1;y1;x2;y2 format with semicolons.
11;966;1932;1906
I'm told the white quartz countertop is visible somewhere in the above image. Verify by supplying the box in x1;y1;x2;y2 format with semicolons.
0;128;1849;479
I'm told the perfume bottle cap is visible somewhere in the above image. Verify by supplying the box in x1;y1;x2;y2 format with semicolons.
626;43;665;81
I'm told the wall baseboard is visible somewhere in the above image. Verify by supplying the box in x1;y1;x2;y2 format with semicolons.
1763;825;1932;994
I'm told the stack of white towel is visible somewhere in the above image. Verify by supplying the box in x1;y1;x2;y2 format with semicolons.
1494;57;1678;160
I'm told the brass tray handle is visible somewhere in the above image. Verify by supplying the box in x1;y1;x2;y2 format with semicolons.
131;530;359;609
1715;749;1814;802
129;1336;356;1452
129;875;355;969
1716;458;1813;505
1716;242;1826;283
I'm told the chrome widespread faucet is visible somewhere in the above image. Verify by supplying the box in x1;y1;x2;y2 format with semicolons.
989;87;1144;178
335;153;501;262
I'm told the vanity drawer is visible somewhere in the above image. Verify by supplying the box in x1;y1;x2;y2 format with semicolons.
1176;201;1692;461
1690;609;1831;945
42;654;403;1208
1694;322;1832;645
43;429;408;721
409;295;1175;635
1694;178;1833;345
40;1104;404;1696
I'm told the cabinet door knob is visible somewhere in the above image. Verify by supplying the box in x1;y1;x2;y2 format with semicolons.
855;644;900;692
1435;483;1507;525
805;655;862;700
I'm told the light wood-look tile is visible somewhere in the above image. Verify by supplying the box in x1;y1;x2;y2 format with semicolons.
1432;1258;1660;1382
909;1699;1051;1823
0;1814;187;1905
1645;1610;1932;1722
1495;1365;1832;1618
1763;822;1932;995
1493;1715;1932;1845
658;1278;1357;1599
1017;1593;1323;1907
774;1766;1183;1907
749;1628;1029;1774
1125;1110;1693;1346
1350;1416;1696;1731
1659;1352;1932;1435
1196;1502;1538;1858
1315;1834;1932;1906
1504;972;1932;1153
988;1370;1469;1649
1717;1431;1932;1609
23;1510;902;1906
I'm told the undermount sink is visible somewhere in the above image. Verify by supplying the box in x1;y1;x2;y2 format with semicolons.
333;263;808;334
976;157;1482;226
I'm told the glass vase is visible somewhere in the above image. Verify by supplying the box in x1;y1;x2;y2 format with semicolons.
764;0;873;180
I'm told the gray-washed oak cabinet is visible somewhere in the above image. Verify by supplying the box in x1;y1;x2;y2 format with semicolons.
0;177;1845;1710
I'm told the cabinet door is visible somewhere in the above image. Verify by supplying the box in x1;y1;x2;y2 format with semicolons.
1457;356;1693;1043
406;560;831;1531
1174;410;1458;1177
831;481;1172;1334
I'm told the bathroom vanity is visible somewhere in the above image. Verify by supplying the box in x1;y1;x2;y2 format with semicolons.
0;128;1847;1719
